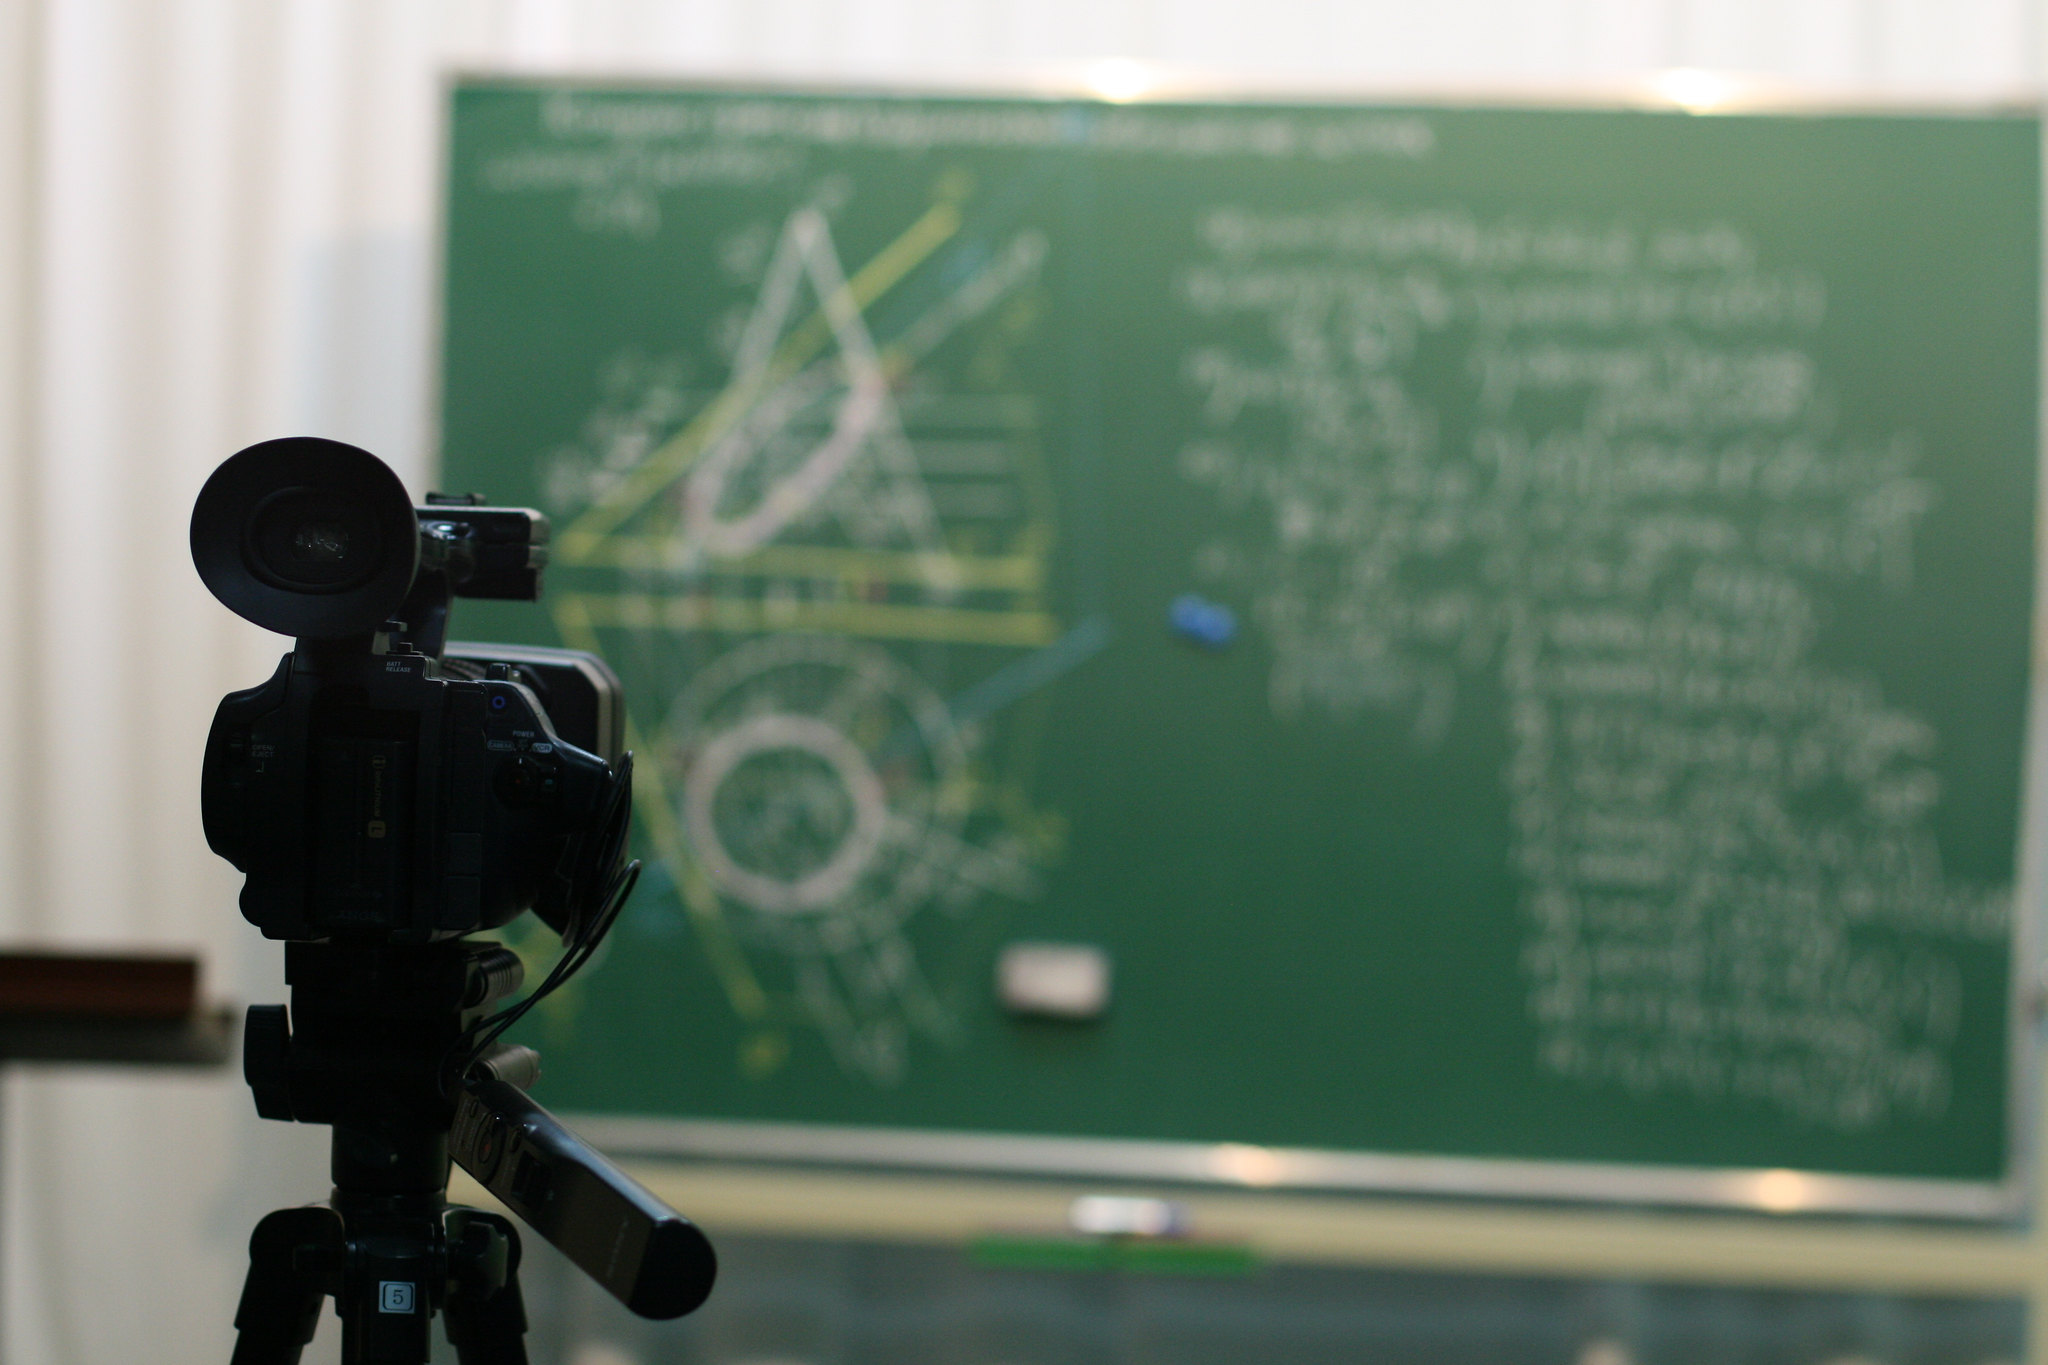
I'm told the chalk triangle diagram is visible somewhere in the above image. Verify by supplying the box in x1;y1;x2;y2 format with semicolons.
678;207;956;587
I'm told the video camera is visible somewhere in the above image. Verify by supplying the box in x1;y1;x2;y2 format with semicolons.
193;435;628;943
192;437;713;1363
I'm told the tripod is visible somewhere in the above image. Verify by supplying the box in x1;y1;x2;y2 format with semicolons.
229;940;535;1365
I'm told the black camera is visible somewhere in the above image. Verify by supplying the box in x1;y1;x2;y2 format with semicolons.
193;437;715;1354
193;435;630;943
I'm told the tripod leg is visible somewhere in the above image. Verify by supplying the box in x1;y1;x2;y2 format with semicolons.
231;1207;344;1365
443;1209;529;1365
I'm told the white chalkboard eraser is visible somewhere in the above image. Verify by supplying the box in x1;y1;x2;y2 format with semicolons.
998;942;1112;1020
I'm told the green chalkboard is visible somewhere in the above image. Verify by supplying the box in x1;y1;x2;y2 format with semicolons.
439;81;2040;1213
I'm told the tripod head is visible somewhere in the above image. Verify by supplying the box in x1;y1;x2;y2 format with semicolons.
192;439;716;1362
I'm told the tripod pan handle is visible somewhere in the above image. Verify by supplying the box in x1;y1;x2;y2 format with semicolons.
450;1076;716;1318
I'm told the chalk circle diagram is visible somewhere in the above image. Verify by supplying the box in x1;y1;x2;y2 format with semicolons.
683;712;889;916
662;633;970;950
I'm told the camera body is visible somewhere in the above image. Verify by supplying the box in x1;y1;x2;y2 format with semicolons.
202;640;621;943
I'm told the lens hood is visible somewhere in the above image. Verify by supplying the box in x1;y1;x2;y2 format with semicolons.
191;437;421;639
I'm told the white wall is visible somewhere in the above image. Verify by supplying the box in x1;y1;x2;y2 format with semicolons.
0;1;2042;1361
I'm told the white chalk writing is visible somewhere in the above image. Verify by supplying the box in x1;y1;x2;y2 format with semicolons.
1178;200;2006;1131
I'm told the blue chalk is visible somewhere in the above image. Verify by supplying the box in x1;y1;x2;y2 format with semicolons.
1168;593;1237;650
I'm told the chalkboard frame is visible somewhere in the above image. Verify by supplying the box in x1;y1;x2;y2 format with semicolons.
434;75;2048;1221
563;1113;2033;1218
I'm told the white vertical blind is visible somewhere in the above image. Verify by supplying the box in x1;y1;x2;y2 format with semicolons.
0;1;2041;1359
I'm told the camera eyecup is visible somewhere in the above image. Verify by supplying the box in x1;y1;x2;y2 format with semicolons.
191;437;421;639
